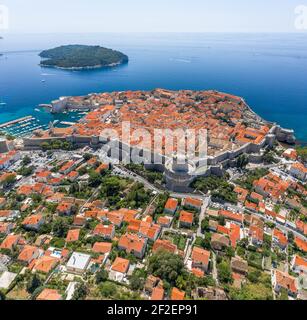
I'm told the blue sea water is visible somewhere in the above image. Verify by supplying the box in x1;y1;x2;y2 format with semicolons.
0;33;306;141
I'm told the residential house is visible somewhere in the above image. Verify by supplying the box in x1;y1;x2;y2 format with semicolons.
109;257;130;283
211;233;230;251
57;201;75;216
151;287;164;300
0;234;23;251
184;197;202;211
171;287;185;300
66;229;80;243
93;224;115;240
18;245;40;265
66;252;91;275
231;257;248;275
291;255;307;275
30;255;59;274
152;239;177;254
179;210;193;228
22;214;45;231
36;289;62;301
272;270;297;297
273;228;288;250
157;216;173;228
92;242;112;255
248;225;264;247
289;162;307;181
118;233;147;259
191;247;210;273
164;198;178;215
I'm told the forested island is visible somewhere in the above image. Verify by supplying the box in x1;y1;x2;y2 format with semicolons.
39;45;128;70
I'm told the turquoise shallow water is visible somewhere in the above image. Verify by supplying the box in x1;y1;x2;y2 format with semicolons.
0;33;306;142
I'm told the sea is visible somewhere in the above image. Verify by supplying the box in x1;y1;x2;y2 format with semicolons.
0;33;306;142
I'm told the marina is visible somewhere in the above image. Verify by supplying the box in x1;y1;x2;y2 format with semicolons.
0;116;49;137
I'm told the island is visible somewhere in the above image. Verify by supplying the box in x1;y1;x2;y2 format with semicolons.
39;45;128;70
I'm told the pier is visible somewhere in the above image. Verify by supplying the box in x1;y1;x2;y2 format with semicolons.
0;116;34;129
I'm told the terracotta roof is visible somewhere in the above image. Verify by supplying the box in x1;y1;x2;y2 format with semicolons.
18;245;39;263
36;289;62;301
151;287;164;300
22;214;43;226
30;255;58;273
275;270;297;293
295;237;307;252
179;210;193;224
171;287;185;300
0;234;21;250
93;224;114;238
118;233;146;254
153;239;177;254
111;257;130;273
66;229;80;242
164;198;178;211
185;197;202;208
92;242;112;254
191;247;210;265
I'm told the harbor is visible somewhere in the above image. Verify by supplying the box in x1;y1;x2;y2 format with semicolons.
0;116;49;137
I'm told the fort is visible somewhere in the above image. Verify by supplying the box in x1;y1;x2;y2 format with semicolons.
23;89;296;192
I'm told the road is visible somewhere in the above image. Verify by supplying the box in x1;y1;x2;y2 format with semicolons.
211;251;219;286
197;196;211;237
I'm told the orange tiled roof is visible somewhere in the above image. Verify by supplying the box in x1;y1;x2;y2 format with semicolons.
171;287;185;300
36;289;62;301
66;229;80;242
92;242;112;254
179;211;193;224
118;233;146;254
151;287;164;300
164;198;178;211
111;257;130;273
22;214;43;226
191;247;210;265
295;237;307;252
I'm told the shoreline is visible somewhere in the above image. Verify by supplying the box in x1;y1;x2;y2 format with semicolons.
39;61;125;71
1;90;305;145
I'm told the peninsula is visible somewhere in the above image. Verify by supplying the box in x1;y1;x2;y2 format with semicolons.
39;45;128;70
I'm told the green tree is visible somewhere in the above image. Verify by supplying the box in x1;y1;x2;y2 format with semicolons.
95;269;109;284
217;260;232;284
148;250;185;286
52;218;69;238
26;274;42;294
72;283;88;300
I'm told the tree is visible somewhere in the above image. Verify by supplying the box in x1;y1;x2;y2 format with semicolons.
217;260;232;284
22;155;31;165
236;154;249;169
100;282;117;298
95;269;109;284
1;174;16;187
83;153;94;161
89;171;102;187
148;250;185;286
72;283;88;300
0;291;5;300
27;274;42;294
52;218;69;238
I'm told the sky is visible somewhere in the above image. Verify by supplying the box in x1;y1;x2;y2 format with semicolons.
0;0;306;33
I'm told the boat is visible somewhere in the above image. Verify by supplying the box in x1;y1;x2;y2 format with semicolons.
41;79;46;83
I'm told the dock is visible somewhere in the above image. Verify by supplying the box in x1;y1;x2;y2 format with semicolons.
0;116;34;129
60;121;76;126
